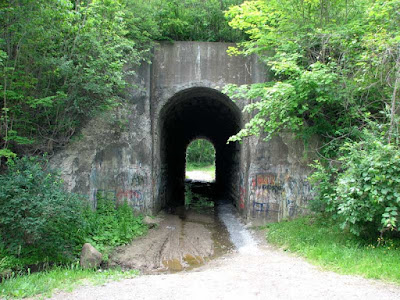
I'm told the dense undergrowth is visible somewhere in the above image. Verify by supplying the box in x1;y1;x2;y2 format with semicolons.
224;0;400;239
0;156;146;282
265;216;400;284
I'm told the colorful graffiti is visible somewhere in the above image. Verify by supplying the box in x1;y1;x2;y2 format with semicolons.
239;173;246;209
249;172;313;219
90;166;148;211
250;173;282;217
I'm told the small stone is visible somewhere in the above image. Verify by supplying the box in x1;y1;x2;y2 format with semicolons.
143;216;159;228
80;243;102;269
0;269;12;279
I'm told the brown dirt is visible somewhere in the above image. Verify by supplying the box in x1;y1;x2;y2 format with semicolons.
109;208;231;273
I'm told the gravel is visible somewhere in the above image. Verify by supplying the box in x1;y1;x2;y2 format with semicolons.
50;204;400;300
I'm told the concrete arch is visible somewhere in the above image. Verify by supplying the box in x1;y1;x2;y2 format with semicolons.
157;87;242;207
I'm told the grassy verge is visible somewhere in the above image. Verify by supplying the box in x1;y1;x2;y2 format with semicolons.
0;265;138;299
186;163;215;179
265;216;400;284
186;163;215;173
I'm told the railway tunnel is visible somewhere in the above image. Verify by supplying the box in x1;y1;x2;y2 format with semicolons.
50;42;314;224
159;87;241;207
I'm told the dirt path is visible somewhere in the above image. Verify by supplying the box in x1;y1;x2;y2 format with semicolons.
50;204;400;300
50;236;400;300
109;208;231;273
186;170;214;182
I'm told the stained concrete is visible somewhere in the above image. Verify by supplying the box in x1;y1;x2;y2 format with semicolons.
51;41;316;224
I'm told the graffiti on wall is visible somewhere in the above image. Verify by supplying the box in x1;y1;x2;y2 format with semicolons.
249;172;313;219
91;168;148;211
239;173;246;209
250;173;282;217
284;177;313;217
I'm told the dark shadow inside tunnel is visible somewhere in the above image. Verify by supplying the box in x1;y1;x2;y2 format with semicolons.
159;87;241;207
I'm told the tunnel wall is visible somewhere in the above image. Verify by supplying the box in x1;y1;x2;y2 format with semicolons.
240;133;318;226
50;62;155;213
51;41;316;224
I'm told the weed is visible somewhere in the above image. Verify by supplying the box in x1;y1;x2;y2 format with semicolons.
0;264;138;299
266;216;400;284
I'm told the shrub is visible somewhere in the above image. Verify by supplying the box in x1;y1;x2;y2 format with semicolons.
83;194;146;260
311;129;400;237
0;157;85;263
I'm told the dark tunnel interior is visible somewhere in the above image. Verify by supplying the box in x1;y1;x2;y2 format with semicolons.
159;87;241;207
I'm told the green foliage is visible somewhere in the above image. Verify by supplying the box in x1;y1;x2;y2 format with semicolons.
225;0;400;238
184;185;194;207
0;0;245;158
0;156;85;264
310;127;400;236
266;216;400;283
186;139;215;167
150;0;246;42
0;0;156;157
0;156;146;276
224;0;399;152
0;264;138;299
83;195;146;260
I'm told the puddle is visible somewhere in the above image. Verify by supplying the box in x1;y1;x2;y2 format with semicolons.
110;181;235;274
159;181;234;272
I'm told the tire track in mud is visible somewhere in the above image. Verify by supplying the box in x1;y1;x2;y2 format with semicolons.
109;208;233;273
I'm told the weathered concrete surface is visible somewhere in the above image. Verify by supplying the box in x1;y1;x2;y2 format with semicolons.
51;41;316;225
51;62;154;213
151;42;265;211
240;133;318;225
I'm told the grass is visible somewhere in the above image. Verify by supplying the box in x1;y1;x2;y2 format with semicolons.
265;215;400;284
185;163;215;180
0;265;138;299
186;163;215;173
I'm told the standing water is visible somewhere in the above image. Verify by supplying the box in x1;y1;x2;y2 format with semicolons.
217;202;260;255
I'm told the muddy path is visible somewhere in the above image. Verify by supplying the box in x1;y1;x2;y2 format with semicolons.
110;180;233;273
110;207;233;273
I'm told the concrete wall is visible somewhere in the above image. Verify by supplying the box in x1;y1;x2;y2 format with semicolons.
240;133;317;225
51;62;154;213
51;41;316;224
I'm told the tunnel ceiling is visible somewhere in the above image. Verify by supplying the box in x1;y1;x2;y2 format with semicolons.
160;88;241;146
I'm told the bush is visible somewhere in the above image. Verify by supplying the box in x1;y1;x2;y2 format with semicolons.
83;195;146;260
0;157;85;263
0;156;147;274
310;129;400;237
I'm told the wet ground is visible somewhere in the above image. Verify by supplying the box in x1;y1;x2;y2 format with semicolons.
51;180;400;300
110;180;235;273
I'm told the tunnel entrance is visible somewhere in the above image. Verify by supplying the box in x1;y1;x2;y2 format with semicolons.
159;87;241;208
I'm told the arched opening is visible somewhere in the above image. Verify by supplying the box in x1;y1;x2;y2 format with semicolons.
185;138;216;182
158;87;241;208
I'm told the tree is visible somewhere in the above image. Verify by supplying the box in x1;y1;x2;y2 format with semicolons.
224;0;400;236
0;0;156;160
186;139;215;166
